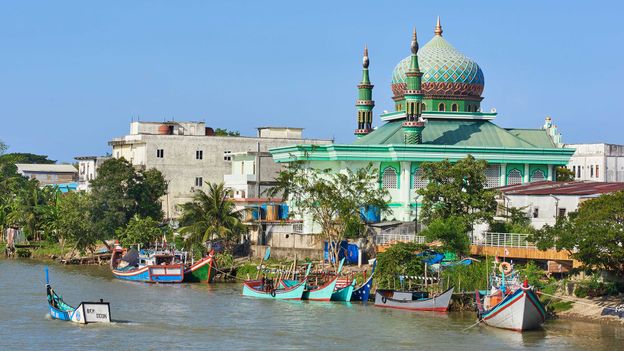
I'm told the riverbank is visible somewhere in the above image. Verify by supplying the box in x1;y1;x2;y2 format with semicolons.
554;295;624;326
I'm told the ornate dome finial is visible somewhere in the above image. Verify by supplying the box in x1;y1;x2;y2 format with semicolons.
411;27;419;54
435;16;443;36
363;44;369;68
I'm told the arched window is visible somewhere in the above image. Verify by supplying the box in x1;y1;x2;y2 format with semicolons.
530;169;546;182
411;168;429;189
381;167;398;189
438;103;445;111
485;165;500;188
451;103;458;112
507;169;522;185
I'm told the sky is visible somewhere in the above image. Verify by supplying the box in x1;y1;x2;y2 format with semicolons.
1;1;622;163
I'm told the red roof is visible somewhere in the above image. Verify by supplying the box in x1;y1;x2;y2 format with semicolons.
497;181;624;196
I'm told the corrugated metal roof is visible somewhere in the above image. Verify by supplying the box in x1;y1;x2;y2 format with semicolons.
353;120;547;148
15;164;77;173
505;129;556;148
498;180;624;195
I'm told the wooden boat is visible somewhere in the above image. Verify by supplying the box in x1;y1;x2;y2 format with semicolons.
45;267;111;324
183;251;217;283
476;262;546;331
350;259;377;302
110;245;184;283
331;279;355;301
242;278;307;300
374;286;454;312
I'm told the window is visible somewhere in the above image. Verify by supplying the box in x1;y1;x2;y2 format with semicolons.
596;165;599;178
507;169;522;185
223;151;232;161
195;177;203;187
485;165;500;188
577;166;581;178
156;149;164;158
411;168;428;189
451;103;458;112
438;103;445;111
532;207;539;218
572;165;576;175
381;167;398;189
590;165;594;178
530;169;546;182
196;150;203;160
558;208;567;218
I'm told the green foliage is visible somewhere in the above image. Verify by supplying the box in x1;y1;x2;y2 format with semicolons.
420;216;470;255
16;248;32;258
215;252;234;267
236;263;259;278
268;162;389;266
214;128;240;136
90;158;167;240
440;258;491;292
490;205;534;234
555;166;575;182
417;155;498;228
116;215;167;247
573;275;619;298
178;183;245;253
54;192;98;254
376;242;427;289
0;152;56;165
0;140;7;155
531;191;624;273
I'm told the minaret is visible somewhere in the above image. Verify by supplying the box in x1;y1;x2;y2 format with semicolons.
435;16;443;37
402;28;426;144
354;45;375;138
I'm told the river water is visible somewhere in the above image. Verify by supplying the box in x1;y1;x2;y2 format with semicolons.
1;259;622;350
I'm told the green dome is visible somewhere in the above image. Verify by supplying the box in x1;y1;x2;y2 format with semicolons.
391;35;484;99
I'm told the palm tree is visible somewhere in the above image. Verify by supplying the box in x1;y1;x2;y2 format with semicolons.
178;182;245;252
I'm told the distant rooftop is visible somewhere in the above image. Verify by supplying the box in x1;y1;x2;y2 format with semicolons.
498;180;624;196
16;163;77;173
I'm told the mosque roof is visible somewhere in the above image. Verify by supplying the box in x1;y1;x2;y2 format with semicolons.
353;120;556;149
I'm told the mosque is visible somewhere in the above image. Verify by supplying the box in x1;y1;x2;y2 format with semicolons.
270;18;575;224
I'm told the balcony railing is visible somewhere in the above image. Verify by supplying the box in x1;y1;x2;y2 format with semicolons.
471;232;535;248
376;234;426;246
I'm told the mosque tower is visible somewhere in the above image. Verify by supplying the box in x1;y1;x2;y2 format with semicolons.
401;27;426;144
354;45;374;138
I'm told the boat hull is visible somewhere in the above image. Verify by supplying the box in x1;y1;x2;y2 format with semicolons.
184;256;216;283
480;287;546;331
331;281;355;301
374;287;454;312
302;277;339;301
112;264;184;283
242;279;306;300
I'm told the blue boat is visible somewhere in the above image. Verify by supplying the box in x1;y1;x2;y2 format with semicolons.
351;259;376;302
110;245;184;283
46;267;111;324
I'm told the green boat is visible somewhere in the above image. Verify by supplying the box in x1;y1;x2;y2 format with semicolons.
331;279;355;301
183;253;216;283
242;278;307;300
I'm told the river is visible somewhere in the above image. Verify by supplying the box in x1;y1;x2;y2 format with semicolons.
0;259;622;350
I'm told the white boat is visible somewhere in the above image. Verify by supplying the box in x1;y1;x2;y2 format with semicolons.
477;262;546;331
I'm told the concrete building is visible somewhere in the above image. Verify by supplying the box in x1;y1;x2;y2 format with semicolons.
564;143;624;182
497;181;624;229
15;164;78;186
224;151;280;199
109;121;331;219
74;156;110;191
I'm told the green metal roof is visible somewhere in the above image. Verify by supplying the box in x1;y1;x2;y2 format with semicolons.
353;120;556;149
505;128;556;148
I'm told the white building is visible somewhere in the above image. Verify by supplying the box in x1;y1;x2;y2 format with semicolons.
224;151;280;199
109;121;331;219
565;143;624;182
15;164;77;186
74;156;110;191
497;181;624;229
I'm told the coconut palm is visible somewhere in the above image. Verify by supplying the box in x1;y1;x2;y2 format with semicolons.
178;182;245;251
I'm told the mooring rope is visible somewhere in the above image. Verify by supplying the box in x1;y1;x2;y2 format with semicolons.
538;292;606;308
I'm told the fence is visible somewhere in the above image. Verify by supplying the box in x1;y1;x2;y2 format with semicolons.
375;234;426;246
471;232;535;248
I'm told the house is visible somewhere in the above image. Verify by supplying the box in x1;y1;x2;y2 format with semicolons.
564;143;624;182
15;163;78;186
74;156;110;191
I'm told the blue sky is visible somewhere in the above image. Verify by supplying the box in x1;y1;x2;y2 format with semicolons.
1;1;622;162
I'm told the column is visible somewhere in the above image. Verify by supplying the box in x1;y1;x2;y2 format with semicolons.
548;164;554;181
524;164;530;183
500;163;507;186
400;161;411;221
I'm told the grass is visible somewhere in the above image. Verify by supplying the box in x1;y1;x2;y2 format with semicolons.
30;241;64;259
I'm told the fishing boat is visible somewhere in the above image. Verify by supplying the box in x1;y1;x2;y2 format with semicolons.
476;262;546;331
242;277;307;300
331;279;355;301
110;245;184;283
374;286;454;312
45;267;111;324
183;250;217;283
350;259;377;302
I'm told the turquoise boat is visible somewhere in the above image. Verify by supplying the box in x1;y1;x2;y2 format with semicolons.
331;279;355;301
242;278;306;300
300;276;339;301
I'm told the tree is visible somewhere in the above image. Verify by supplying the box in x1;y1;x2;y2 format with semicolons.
531;191;624;274
54;192;97;255
489;205;534;234
0;140;7;155
417;155;498;227
178;183;245;252
269;162;389;266
376;242;426;289
556;166;575;182
89;158;167;240
214;128;240;136
420;216;470;255
116;215;167;247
